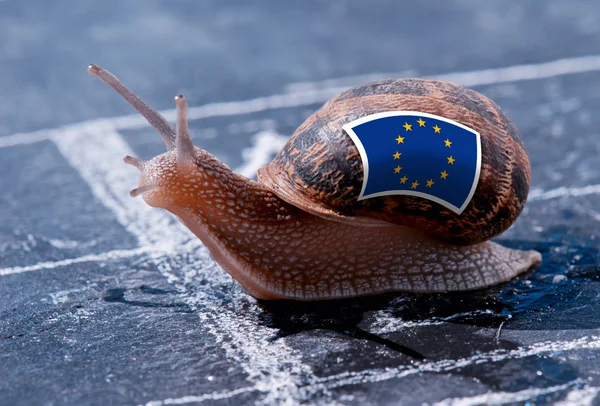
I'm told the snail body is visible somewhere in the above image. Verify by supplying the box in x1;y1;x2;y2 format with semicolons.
89;65;541;301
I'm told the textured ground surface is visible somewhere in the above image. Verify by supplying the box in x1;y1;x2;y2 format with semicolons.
1;1;600;405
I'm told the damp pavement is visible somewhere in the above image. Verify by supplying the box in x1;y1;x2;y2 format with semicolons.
1;1;600;405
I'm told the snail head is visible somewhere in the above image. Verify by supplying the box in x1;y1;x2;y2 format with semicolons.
88;64;214;210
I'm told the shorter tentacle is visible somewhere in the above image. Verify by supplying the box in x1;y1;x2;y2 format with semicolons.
123;155;147;171
130;184;157;198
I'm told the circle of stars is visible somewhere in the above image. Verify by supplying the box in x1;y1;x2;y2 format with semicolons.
392;117;456;191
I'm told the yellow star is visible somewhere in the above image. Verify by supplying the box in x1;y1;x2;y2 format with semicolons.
403;122;412;131
396;135;405;144
447;155;455;165
444;139;452;148
394;165;402;174
433;125;441;134
426;179;434;188
417;118;426;127
440;170;448;179
393;151;401;159
400;175;408;184
411;180;419;189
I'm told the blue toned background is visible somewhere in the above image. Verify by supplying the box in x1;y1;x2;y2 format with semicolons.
351;114;479;211
1;1;600;405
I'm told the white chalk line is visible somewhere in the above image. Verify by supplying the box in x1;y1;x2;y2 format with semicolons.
528;184;600;201
0;246;153;276
53;123;195;250
139;346;599;406
0;128;59;149
142;386;257;406
4;52;600;149
300;335;600;396
370;309;495;334
285;54;600;92
52;125;328;406
236;130;289;178
430;380;583;406
433;53;600;89
554;385;600;406
283;69;417;94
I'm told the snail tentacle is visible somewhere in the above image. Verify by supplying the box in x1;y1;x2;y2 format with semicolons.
123;155;147;171
174;94;195;165
130;184;158;198
88;64;177;150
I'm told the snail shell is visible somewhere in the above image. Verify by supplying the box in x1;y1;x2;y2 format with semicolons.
258;78;530;245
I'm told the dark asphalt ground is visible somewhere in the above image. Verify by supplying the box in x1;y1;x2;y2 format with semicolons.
1;1;600;405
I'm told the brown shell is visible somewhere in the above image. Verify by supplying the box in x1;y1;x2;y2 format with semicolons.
257;78;531;245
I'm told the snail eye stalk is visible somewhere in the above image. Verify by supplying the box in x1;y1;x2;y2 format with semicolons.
174;95;195;165
88;64;177;151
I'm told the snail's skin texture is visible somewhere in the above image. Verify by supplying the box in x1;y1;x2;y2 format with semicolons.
88;65;542;301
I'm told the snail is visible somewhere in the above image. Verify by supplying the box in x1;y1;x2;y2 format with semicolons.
88;64;541;301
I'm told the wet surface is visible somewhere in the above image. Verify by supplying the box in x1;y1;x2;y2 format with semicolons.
1;1;600;405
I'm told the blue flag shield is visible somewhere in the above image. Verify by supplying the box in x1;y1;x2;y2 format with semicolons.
342;111;481;214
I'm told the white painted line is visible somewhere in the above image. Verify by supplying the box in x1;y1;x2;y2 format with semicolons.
236;130;288;178
196;302;329;406
53;125;326;405
431;381;581;406
285;54;600;92
4;53;600;149
434;54;600;88
302;335;600;395
283;69;417;93
554;385;600;406
529;184;600;201
0;129;58;149
52;123;194;250
142;386;257;406
370;309;495;334
0;246;153;276
0;123;194;279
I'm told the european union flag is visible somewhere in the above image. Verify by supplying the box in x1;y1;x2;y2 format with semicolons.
343;111;481;214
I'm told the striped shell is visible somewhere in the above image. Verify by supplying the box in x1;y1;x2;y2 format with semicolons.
257;78;531;245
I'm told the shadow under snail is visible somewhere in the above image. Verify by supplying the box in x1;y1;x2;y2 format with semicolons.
88;64;541;301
